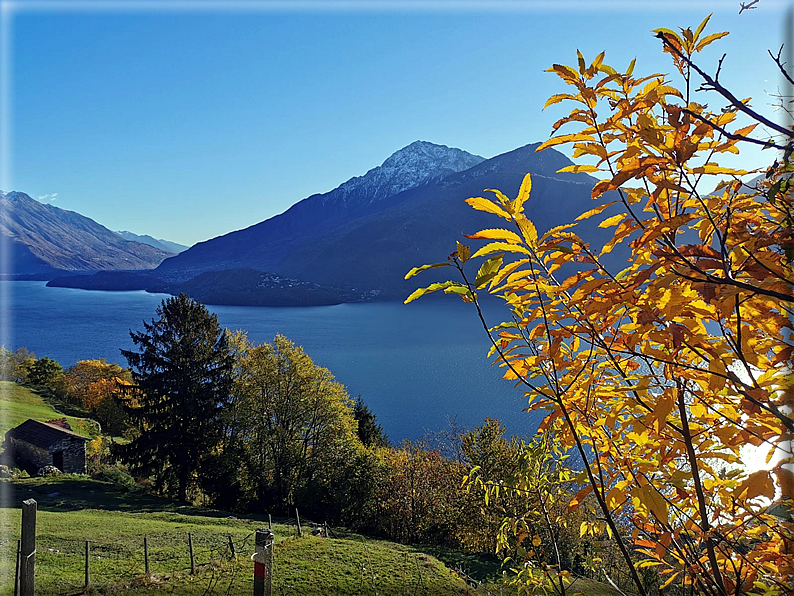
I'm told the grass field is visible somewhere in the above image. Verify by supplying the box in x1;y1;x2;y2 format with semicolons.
0;381;97;438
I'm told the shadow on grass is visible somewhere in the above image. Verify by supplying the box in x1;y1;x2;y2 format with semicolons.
2;477;274;523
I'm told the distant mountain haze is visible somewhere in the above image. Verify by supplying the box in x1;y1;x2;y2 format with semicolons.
115;231;188;254
0;191;173;274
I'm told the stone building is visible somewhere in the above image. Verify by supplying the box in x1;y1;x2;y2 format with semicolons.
3;418;89;474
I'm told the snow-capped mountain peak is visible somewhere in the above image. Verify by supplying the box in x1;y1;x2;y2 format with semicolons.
327;141;484;206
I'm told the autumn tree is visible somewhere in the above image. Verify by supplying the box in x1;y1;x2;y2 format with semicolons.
211;332;365;517
63;359;132;433
119;294;234;502
408;16;793;595
372;441;464;546
0;347;36;383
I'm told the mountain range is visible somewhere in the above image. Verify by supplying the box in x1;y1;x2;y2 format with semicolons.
12;140;620;305
115;231;188;254
0;191;174;275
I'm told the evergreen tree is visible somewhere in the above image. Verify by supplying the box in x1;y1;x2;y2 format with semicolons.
119;294;233;501
353;397;389;448
26;356;63;387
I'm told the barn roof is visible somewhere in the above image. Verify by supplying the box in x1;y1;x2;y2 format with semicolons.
5;419;90;450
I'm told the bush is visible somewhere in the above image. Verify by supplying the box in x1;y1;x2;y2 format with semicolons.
94;464;137;491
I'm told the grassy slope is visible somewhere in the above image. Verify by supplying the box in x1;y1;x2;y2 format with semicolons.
0;476;477;595
0;381;96;438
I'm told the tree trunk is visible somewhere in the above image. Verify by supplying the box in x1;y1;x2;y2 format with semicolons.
179;470;189;502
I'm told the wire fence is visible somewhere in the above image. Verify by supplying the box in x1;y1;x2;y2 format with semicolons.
5;528;261;595
4;511;498;595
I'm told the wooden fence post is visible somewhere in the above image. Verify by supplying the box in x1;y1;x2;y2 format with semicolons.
253;528;274;596
188;532;195;574
14;539;20;596
228;535;236;560
295;508;302;537
20;498;36;596
84;541;90;592
144;535;150;576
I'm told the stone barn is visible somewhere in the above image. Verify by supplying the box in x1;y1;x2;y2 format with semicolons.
3;418;89;474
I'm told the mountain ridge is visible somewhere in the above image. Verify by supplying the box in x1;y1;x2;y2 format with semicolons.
0;191;173;274
154;140;485;281
116;231;188;254
29;139;622;305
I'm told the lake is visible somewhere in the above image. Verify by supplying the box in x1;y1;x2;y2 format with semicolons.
2;281;541;441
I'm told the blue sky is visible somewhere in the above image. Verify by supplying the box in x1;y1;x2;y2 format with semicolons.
4;0;790;245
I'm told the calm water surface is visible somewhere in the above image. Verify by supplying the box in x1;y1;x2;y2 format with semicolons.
3;281;541;441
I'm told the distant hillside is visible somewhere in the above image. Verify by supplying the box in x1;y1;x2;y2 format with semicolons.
0;191;173;274
116;230;188;253
48;267;362;307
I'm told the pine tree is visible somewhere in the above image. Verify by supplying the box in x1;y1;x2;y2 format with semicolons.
119;294;233;501
353;397;389;448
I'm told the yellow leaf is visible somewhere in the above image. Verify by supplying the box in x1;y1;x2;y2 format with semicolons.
775;467;794;499
472;242;532;258
485;188;511;206
652;390;676;431
543;93;576;110
465;196;511;220
641;485;669;522
404;262;452;280
690;164;749;176
474;254;504;290
742;471;775;501
576;49;586;74
404;281;458;304
547;63;579;83
693;14;712;41
590;51;605;71
456;241;471;263
490;259;530;288
695;31;729;53
537;133;597;151
652;27;683;46
570;484;593;508
660;571;681;590
532;535;542;547
598;213;624;228
557;164;600;174
575;201;617;222
515;173;532;213
515;216;538;245
464;228;523;244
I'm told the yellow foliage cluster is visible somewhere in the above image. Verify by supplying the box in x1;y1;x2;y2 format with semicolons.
408;16;793;596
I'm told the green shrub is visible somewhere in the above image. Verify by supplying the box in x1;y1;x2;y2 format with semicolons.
94;464;137;491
